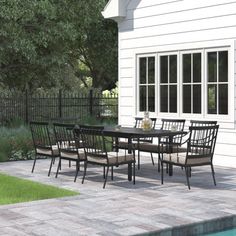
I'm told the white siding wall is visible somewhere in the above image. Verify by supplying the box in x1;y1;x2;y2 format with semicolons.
118;0;236;167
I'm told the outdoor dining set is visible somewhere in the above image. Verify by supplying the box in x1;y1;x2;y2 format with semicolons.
30;119;219;189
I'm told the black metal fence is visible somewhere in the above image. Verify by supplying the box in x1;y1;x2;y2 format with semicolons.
0;90;118;124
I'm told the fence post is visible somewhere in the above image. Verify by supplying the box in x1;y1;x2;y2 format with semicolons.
58;89;62;118
89;89;93;116
25;90;29;123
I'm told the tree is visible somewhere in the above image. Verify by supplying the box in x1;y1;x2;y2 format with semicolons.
0;0;118;92
74;0;118;91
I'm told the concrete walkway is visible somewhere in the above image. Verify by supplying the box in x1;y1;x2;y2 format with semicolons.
0;158;236;236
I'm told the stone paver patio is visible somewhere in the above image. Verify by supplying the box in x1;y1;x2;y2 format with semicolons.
0;158;236;236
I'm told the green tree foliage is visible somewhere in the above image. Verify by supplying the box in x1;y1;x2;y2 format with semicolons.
0;0;118;91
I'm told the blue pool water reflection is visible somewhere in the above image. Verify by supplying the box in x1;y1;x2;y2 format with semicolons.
204;228;236;236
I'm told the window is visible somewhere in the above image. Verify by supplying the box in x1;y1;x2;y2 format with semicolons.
136;48;229;118
182;52;202;114
160;55;177;113
138;56;155;112
207;51;228;115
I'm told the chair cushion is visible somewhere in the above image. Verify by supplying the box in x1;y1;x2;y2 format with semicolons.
162;153;212;165
87;152;134;165
137;143;187;153
117;141;134;149
60;150;86;160
36;145;59;156
137;143;160;153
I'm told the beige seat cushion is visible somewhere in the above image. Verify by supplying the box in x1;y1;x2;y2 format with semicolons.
162;153;211;165
87;152;134;165
60;150;86;160
137;143;160;152
117;141;134;149
36;145;59;156
137;143;187;153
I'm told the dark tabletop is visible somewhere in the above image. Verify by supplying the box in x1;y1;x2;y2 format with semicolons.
103;126;187;138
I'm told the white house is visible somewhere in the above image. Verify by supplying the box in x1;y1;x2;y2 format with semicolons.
102;0;236;167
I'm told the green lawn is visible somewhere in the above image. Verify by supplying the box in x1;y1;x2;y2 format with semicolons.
0;173;79;205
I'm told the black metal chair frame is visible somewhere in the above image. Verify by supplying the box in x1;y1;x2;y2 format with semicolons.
118;117;157;169
77;125;136;189
53;123;85;182
160;125;219;189
30;121;58;176
190;120;217;126
158;119;186;172
135;117;157;168
160;119;186;147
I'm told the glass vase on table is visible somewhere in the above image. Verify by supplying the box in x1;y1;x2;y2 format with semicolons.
141;111;152;131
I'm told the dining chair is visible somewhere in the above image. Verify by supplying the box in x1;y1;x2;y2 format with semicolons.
190;120;217;126
137;119;186;172
53;123;86;182
160;125;219;189
76;125;136;188
30;121;59;176
117;117;157;169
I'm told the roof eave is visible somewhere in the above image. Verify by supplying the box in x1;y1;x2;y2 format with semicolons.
102;0;127;22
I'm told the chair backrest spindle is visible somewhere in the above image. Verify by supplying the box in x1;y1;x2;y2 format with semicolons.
77;125;108;159
187;125;219;161
160;119;186;145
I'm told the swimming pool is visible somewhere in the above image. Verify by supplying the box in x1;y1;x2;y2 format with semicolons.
204;228;236;236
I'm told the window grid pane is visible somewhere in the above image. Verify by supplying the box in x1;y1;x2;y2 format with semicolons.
182;53;202;114
207;51;228;115
160;55;177;113
138;56;156;112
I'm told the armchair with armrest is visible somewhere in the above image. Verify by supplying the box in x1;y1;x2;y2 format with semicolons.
117;117;157;169
160;125;219;189
75;125;136;189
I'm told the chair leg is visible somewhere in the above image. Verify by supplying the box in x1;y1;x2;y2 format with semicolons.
189;167;192;177
150;153;155;166
31;154;37;173
55;158;61;178
82;162;87;184
166;163;169;174
111;166;114;180
211;164;217;186
161;161;164;184
69;160;71;168
185;167;191;190
74;161;80;182
48;158;54;177
157;153;161;172
103;166;106;179
52;157;56;164
103;166;109;189
133;162;135;185
138;150;140;170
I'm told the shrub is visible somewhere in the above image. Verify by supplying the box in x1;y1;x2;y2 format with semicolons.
0;126;34;162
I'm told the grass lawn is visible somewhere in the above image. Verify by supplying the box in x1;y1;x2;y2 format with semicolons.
0;173;79;205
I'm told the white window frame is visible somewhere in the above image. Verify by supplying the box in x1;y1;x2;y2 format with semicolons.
158;52;179;116
135;46;232;121
204;48;231;120
180;50;204;118
136;53;157;117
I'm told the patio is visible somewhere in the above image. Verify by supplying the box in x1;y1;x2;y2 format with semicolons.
0;158;236;236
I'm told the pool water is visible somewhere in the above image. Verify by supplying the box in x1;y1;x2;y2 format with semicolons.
204;228;236;236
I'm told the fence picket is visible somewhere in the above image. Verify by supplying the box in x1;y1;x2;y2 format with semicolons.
0;90;118;124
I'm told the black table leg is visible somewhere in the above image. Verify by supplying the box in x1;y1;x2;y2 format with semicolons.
127;137;132;181
168;136;173;176
169;164;173;176
128;163;132;181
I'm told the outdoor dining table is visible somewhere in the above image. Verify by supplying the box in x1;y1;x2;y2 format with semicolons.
103;126;187;181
